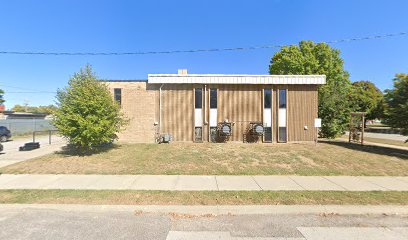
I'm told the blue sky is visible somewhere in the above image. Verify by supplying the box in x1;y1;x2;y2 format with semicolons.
0;0;407;108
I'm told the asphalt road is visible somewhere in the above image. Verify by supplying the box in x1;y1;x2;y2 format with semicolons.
1;207;408;240
345;131;407;142
363;132;407;142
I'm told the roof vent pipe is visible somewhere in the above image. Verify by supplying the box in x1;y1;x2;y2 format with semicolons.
178;69;188;75
159;84;164;134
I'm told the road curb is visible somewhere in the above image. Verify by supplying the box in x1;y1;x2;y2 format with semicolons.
1;204;408;215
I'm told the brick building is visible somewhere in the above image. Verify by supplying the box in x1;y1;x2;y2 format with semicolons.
105;70;325;143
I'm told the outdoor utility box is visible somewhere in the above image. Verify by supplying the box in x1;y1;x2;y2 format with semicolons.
218;122;233;136
160;134;172;143
19;142;40;151
250;122;265;136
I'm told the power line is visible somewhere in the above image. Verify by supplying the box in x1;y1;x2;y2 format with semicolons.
0;84;51;92
0;31;406;56
0;84;57;94
5;91;56;94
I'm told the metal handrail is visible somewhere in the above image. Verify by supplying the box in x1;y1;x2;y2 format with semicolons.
32;130;59;144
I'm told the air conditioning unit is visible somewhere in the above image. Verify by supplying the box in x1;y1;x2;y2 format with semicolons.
159;133;172;143
250;122;265;136
218;122;232;136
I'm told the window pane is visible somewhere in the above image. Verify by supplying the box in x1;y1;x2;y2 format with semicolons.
114;88;121;106
279;89;286;108
195;88;202;109
210;88;217;109
279;127;287;142
264;127;272;142
195;127;203;142
210;127;217;142
264;89;272;109
278;109;286;127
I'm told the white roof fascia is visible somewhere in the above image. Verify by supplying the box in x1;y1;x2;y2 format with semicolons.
148;74;326;85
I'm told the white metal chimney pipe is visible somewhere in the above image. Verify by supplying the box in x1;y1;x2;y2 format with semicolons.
159;83;164;134
204;84;208;125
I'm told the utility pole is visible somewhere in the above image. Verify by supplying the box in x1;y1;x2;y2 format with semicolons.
23;99;30;112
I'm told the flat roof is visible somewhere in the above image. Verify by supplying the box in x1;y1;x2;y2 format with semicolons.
148;74;326;85
101;79;147;82
3;112;48;118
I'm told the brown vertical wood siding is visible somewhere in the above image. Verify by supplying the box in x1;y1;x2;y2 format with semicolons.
107;82;319;143
287;85;318;142
161;84;194;141
217;85;263;142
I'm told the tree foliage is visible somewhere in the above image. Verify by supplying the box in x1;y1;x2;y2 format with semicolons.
269;41;352;138
53;65;127;151
0;89;4;104
384;74;408;139
349;81;384;120
12;104;57;114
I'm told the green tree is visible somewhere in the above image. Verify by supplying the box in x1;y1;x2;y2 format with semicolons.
37;105;58;114
11;104;25;112
269;41;352;138
11;104;57;114
53;65;127;151
384;74;408;141
349;81;384;120
0;89;4;104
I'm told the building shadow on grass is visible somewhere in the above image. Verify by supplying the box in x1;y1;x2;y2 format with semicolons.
323;140;408;160
55;143;121;157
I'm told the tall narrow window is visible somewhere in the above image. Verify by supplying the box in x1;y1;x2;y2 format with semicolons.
278;89;287;142
195;88;202;109
263;89;272;142
279;89;286;108
264;89;272;109
210;88;217;109
114;88;122;106
194;88;203;142
209;88;218;142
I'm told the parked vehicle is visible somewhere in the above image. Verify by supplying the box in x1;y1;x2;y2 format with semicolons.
0;126;12;142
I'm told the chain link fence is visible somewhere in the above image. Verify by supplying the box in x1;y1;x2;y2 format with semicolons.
0;119;57;136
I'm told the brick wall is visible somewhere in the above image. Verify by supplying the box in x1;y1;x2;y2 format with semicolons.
105;81;319;143
106;81;157;143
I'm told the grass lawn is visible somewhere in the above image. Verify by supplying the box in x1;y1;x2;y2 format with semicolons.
1;190;408;205
1;141;408;176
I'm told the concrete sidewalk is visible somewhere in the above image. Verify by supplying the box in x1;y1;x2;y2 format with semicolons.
1;174;408;191
0;136;65;168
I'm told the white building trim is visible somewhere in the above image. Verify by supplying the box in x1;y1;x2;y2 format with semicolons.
148;74;326;85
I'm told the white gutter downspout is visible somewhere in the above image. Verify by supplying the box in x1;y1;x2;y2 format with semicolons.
159;84;164;134
204;84;208;125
